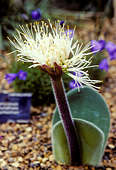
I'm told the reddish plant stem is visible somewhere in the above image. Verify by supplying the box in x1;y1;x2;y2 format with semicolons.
51;76;81;165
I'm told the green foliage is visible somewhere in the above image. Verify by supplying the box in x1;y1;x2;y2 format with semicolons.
52;118;104;165
52;86;110;165
0;0;44;50
0;25;4;50
10;60;71;106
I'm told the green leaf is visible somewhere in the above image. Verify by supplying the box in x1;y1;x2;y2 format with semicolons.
53;86;110;155
52;118;104;165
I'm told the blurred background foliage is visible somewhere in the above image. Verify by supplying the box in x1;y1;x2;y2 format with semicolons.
0;0;113;50
0;0;114;106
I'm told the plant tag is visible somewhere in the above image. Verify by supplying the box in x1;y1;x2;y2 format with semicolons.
0;92;32;123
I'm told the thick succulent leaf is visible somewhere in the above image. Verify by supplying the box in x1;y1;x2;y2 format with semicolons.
52;86;110;150
52;118;104;166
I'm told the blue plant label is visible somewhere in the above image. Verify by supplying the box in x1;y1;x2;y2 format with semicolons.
0;92;32;123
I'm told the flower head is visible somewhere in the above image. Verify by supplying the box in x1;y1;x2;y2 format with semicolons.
99;58;109;72
91;40;105;52
9;20;100;89
31;9;41;20
5;73;17;84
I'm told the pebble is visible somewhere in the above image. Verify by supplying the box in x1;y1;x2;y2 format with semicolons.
40;163;46;168
17;157;23;162
12;162;20;167
30;162;40;168
37;156;42;162
56;165;62;170
42;157;48;163
49;154;54;162
26;127;32;132
108;144;115;149
0;160;7;167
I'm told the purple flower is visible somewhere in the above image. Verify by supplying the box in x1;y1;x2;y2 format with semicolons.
18;70;27;80
69;80;78;89
60;20;64;26
69;80;81;89
65;29;74;39
31;9;41;20
105;42;116;60
69;72;82;89
109;49;116;60
0;136;3;140
98;40;106;50
5;73;17;84
99;58;109;72
91;40;106;52
105;42;116;54
5;70;27;84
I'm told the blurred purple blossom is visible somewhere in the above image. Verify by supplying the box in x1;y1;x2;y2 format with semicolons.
99;58;109;72
109;49;116;60
18;70;27;80
105;42;116;54
91;40;106;52
0;136;3;140
105;42;116;60
5;70;27;84
5;73;17;84
31;9;41;20
69;80;79;89
60;20;64;26
21;14;29;20
69;72;82;89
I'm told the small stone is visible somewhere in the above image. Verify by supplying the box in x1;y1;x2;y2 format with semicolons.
0;159;7;167
40;163;46;168
12;162;20;167
42;157;48;163
12;151;18;157
104;92;112;99
17;157;23;162
108;144;115;149
30;161;40;168
56;165;62;170
8;158;14;163
37;156;42;162
26;127;32;132
12;144;18;150
49;155;54;161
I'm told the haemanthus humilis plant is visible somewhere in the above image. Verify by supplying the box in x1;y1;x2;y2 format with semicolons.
8;20;110;166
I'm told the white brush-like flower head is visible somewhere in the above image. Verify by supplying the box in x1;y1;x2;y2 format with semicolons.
9;20;100;89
